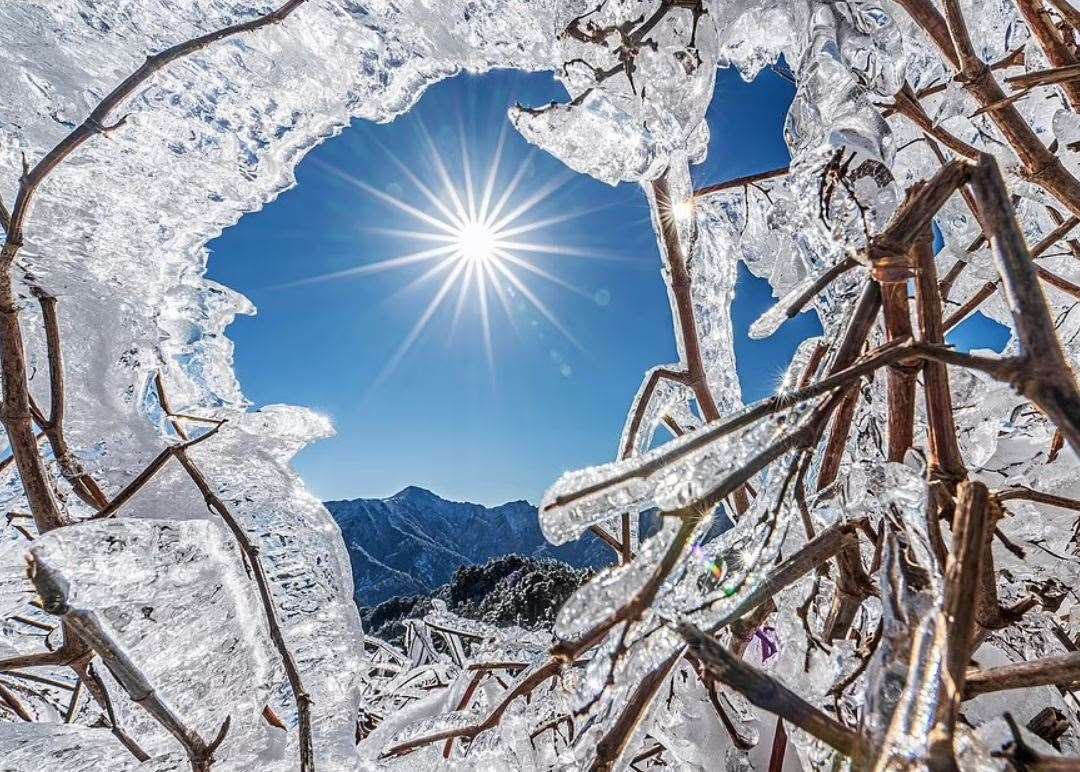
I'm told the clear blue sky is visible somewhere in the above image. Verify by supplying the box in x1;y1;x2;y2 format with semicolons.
207;67;1006;506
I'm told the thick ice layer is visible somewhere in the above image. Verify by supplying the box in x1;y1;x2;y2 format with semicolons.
27;519;278;765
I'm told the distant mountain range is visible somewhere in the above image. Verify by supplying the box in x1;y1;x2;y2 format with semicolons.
325;486;613;606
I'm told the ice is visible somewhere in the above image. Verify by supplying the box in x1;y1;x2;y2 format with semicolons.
539;397;816;545
27;519;279;765
511;0;718;186
4;0;1080;768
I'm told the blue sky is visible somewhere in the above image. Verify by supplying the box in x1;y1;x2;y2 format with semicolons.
207;67;1006;506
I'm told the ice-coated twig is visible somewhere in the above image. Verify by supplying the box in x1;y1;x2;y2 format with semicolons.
1049;0;1080;29
894;0;1080;218
542;339;1020;515
690;518;866;626
1014;0;1080;111
968;153;1080;454
748;257;859;340
153;373;315;772
931;481;992;765
913;229;968;484
90;425;223;520
0;680;33;721
996;486;1080;512
591;649;684;771
28;551;230;771
996;713;1080;770
31;290;110;510
76;659;151;762
679;622;858;757
881;262;917;462
651;172;723;426
551;515;702;661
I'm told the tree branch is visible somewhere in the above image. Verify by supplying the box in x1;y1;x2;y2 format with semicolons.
154;373;314;772
1014;0;1080;111
693;166;789;198
679;622;858;757
32;290;109;509
28;551;230;771
91;424;222;519
930;481;992;763
966;651;1080;698
381;658;562;757
968;153;1080;454
894;0;1080;219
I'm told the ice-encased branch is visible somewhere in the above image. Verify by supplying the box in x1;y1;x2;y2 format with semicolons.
27;550;231;771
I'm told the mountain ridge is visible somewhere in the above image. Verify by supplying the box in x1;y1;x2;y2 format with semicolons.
325;485;611;606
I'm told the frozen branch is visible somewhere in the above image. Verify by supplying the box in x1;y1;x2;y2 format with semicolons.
679;623;858;757
28;551;230;771
968;153;1080;454
154;373;314;772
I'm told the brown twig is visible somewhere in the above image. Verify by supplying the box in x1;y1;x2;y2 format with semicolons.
693;166;789;198
895;0;1080;219
381;658;562;757
929;481;992;764
0;680;33;721
154;373;314;771
32;290;109;509
913;229;968;484
968;153;1080;454
1013;0;1080;110
679;622;858;756
966;651;1080;698
543;338;1020;514
29;550;230;771
590;649;683;771
91;425;222;519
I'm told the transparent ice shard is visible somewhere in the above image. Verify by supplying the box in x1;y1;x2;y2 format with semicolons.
27;519;278;766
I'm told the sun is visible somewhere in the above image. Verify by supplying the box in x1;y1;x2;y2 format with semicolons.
279;121;607;387
456;219;499;265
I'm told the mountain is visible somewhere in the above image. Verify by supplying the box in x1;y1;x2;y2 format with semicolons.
325;486;613;606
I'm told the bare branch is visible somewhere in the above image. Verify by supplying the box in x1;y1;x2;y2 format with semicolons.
679;622;858;757
894;0;1080;218
29;551;229;771
0;0;313;537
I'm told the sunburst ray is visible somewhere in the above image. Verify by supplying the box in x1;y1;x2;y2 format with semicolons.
290;117;611;381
